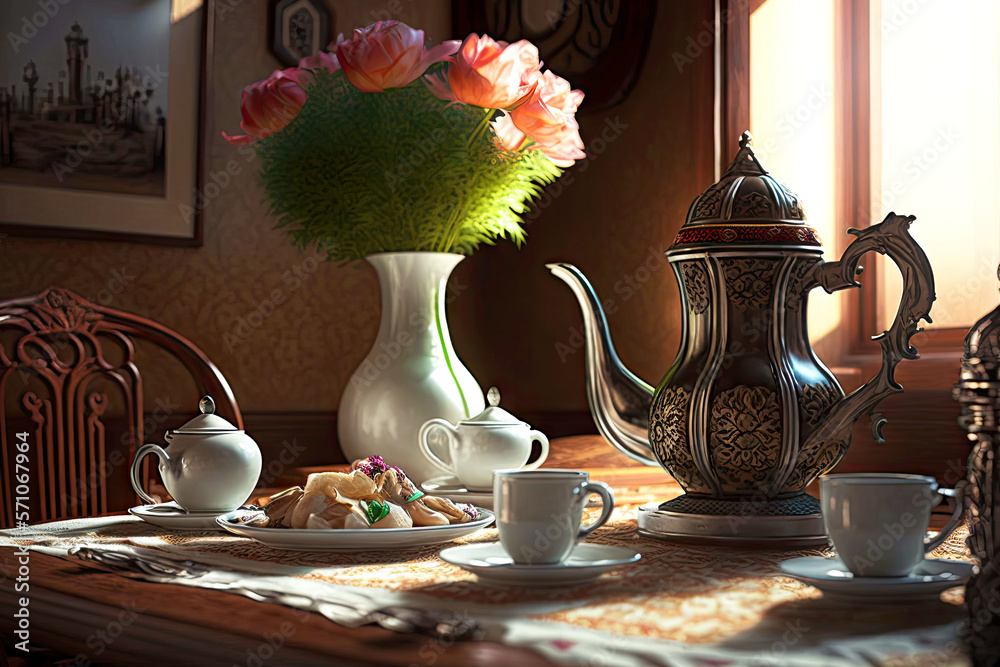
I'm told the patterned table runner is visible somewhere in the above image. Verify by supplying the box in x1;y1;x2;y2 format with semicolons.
0;506;976;666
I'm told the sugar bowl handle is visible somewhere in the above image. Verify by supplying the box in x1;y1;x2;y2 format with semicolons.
520;430;550;471
418;419;459;475
130;444;170;505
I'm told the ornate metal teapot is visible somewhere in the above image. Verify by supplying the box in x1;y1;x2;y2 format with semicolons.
549;133;935;545
953;268;1000;663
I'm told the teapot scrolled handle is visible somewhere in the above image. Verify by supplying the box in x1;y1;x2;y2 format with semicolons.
802;212;936;446
130;444;170;506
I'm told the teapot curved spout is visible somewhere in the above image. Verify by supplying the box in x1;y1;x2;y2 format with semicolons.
547;263;657;465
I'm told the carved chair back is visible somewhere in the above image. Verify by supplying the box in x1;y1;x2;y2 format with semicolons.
0;287;241;527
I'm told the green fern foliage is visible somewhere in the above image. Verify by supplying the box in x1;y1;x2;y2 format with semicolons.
253;67;563;262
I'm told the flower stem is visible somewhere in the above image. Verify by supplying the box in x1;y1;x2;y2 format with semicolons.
434;205;463;253
467;108;494;148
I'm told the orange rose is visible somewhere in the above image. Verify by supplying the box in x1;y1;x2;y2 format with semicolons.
492;111;526;151
222;68;308;145
510;101;585;167
336;21;459;93
493;70;585;167
529;69;584;117
432;34;540;109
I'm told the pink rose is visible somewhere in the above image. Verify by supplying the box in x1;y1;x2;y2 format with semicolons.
222;68;308;145
529;69;584;116
493;70;585;167
336;21;459;93
432;34;540;109
509;100;585;167
298;50;340;74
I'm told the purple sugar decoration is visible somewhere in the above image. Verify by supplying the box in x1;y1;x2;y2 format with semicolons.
356;455;388;479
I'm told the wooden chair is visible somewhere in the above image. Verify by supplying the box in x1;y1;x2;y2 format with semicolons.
0;286;241;527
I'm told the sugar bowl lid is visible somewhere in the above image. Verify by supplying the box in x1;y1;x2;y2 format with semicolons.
171;396;242;433
460;387;524;426
669;131;822;252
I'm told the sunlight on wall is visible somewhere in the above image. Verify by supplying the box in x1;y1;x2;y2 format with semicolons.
172;0;202;23
877;0;1000;330
750;0;843;350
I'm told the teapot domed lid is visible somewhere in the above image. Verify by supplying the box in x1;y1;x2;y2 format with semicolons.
460;387;524;426
172;396;241;433
669;131;823;253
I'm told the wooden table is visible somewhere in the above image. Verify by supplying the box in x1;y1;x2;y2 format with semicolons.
0;436;669;667
0;436;965;666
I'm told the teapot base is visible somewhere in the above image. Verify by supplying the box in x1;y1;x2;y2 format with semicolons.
636;494;829;549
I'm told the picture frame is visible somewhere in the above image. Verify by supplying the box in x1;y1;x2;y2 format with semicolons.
270;0;332;69
0;0;213;246
452;0;656;115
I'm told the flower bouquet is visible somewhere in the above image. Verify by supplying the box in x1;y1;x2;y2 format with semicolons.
224;20;585;482
224;20;584;260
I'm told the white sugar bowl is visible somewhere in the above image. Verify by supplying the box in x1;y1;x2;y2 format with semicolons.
418;387;549;491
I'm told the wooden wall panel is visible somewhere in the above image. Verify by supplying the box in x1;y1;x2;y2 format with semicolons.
449;0;719;417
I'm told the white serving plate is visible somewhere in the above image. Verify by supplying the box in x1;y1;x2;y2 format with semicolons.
216;507;495;551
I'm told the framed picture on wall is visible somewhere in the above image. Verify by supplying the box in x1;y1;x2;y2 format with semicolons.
452;0;656;115
0;0;213;246
270;0;332;68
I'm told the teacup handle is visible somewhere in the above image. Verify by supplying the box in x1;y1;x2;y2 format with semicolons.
576;481;615;540
520;430;550;471
418;419;459;475
130;444;170;505
924;483;966;553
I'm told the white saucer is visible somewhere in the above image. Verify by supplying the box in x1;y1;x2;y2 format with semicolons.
439;542;641;586
129;502;228;531
780;556;976;602
421;476;494;509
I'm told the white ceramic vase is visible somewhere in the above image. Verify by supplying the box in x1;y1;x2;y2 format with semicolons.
337;252;485;483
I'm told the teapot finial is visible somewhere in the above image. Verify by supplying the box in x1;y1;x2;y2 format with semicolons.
199;395;216;415
487;386;501;407
722;129;767;177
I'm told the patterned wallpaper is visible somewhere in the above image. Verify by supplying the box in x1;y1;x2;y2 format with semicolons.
0;0;449;413
0;1;716;418
449;2;717;414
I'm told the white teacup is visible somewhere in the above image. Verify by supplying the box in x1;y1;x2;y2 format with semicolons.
820;473;964;577
494;469;614;565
